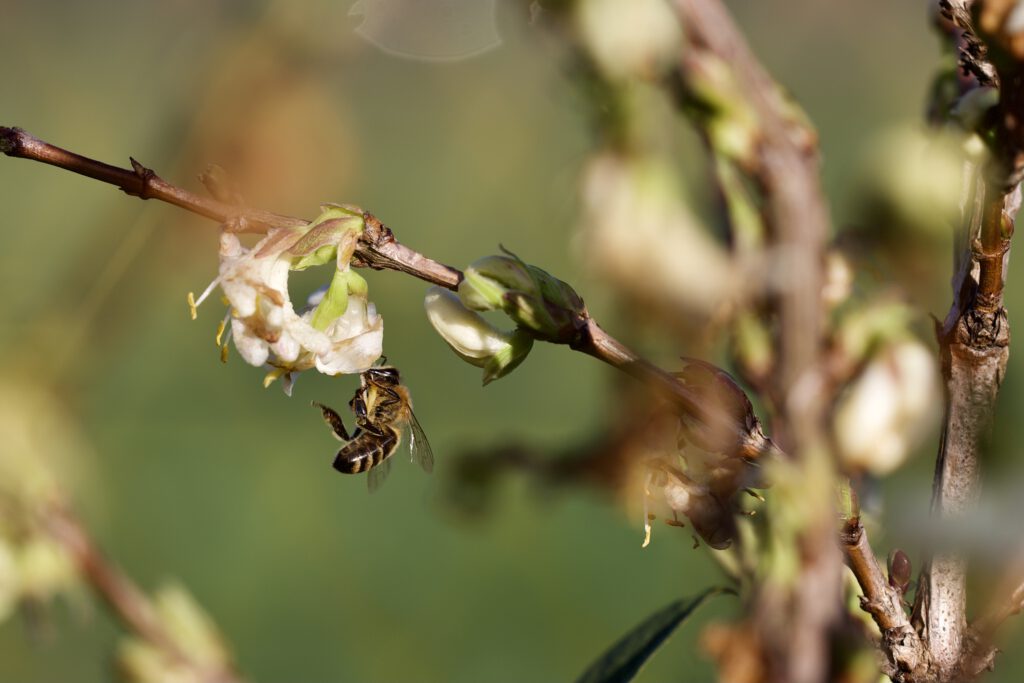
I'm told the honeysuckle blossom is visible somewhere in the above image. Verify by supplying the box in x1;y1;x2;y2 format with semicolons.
189;205;384;393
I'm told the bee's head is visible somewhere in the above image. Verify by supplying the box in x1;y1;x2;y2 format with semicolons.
364;365;400;387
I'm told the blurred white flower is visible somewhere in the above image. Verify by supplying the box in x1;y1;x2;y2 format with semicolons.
834;340;942;475
0;381;92;620
858;127;968;236
579;155;733;317
576;0;681;81
118;582;233;683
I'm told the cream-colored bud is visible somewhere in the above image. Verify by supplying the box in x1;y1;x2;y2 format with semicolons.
424;287;532;384
577;0;681;81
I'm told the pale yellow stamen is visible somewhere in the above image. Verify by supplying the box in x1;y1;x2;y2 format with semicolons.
743;488;765;503
215;319;227;347
188;277;222;320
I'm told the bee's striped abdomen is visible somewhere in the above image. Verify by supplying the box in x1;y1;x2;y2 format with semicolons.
332;428;399;474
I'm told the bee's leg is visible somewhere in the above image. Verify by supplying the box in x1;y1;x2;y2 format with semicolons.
350;393;373;431
312;402;352;441
360;422;388;438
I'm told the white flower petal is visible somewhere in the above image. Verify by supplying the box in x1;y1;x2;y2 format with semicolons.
316;330;384;374
230;317;270;367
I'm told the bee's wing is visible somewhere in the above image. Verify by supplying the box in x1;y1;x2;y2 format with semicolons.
405;409;434;474
367;457;393;493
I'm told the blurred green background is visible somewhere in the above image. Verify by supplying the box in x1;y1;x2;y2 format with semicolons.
3;0;1024;681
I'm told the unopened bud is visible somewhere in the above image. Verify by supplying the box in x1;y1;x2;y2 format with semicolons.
424;287;533;384
888;549;912;595
459;255;537;311
459;253;585;344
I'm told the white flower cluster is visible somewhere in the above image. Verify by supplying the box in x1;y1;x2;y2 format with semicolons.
192;206;383;394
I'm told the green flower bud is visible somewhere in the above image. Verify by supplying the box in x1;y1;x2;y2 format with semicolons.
459;255;538;311
424;287;533;385
459;252;585;344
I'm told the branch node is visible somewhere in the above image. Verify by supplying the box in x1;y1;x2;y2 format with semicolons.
128;157;157;199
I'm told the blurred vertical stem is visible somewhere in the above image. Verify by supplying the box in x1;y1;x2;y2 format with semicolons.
670;2;838;683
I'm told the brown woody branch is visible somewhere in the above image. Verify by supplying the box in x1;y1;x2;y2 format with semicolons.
912;3;1022;679
43;504;244;683
0;125;780;463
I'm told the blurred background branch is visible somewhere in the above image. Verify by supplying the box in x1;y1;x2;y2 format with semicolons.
43;505;245;683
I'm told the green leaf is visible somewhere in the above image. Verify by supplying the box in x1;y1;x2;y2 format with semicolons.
574;588;729;683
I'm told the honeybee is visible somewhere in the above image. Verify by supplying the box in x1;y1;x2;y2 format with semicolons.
313;363;433;491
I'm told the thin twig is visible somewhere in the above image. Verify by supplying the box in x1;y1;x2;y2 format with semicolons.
841;518;928;679
0;125;781;462
961;566;1024;678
